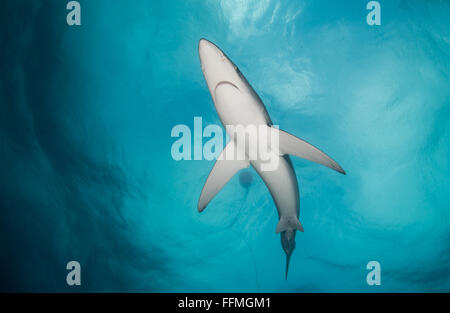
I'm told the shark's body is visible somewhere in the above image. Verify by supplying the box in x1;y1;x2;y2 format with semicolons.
197;39;345;279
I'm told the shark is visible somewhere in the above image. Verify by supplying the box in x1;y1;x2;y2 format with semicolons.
197;38;345;279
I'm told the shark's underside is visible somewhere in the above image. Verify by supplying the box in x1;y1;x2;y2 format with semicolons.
197;38;345;279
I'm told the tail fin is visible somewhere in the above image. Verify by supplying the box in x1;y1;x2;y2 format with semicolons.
285;252;292;280
276;216;304;233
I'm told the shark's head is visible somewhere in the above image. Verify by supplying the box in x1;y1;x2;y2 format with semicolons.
281;229;296;280
198;38;243;99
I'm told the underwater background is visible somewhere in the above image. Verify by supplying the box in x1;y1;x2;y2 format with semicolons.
0;0;449;292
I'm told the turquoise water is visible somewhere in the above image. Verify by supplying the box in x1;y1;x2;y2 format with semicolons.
0;0;449;292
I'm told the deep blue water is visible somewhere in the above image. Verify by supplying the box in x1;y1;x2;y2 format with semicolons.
0;0;449;292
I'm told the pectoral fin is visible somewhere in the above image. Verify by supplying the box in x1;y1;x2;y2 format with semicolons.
277;128;345;174
198;141;249;212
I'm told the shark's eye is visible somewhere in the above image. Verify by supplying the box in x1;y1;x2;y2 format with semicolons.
236;68;245;79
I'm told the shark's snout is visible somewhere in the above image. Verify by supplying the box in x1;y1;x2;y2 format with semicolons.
199;38;212;49
198;38;222;63
198;38;210;52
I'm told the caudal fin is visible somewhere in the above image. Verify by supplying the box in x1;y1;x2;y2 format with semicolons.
285;252;292;280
